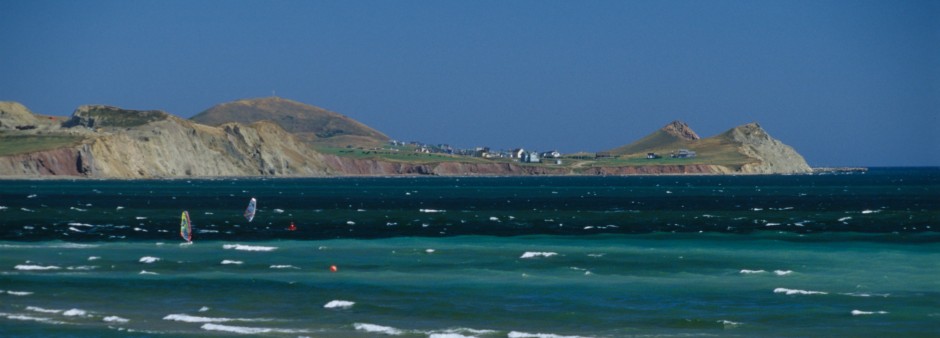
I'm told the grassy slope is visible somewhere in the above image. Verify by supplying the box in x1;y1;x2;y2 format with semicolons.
0;134;84;156
604;129;754;168
191;97;389;148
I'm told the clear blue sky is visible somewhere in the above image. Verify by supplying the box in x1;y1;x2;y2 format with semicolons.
1;0;937;166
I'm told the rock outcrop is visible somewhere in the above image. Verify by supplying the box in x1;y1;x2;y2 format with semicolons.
725;123;811;174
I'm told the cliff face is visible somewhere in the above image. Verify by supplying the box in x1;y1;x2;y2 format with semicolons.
726;123;811;174
0;100;814;178
81;118;332;178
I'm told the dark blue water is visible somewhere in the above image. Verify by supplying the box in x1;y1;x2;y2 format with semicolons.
1;168;937;242
0;168;938;337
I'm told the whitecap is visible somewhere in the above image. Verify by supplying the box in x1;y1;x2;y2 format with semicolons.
55;243;97;249
420;209;446;213
489;217;500;221
200;323;306;334
323;300;355;309
739;269;766;274
164;314;234;323
425;249;435;254
133;227;148;232
7;291;34;296
429;328;497;337
221;260;243;265
163;314;275;323
1;313;66;324
851;310;888;316
842;292;890;298
63;308;89;317
0;206;7;210
15;265;61;271
346;221;356;225
198;229;219;234
774;270;793;276
135;216;147;220
774;288;827;295
26;306;62;314
27;194;37;198
273;209;284;213
88;256;101;261
861;209;879;214
116;206;124;210
68;227;84;232
508;331;585;338
139;270;158;275
269;265;299;269
21;208;34;212
103;316;130;323
223;244;277;252
354;323;403;335
838;216;852;222
68;222;93;227
520;252;557;259
70;207;87;212
718;320;742;328
139;256;160;263
199;306;210;312
67;265;98;271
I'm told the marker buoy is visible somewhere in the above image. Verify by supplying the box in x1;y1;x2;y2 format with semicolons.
329;265;338;272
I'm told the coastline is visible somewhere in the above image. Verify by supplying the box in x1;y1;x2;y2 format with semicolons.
0;167;869;180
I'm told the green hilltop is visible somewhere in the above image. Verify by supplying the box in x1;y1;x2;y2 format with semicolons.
191;97;389;147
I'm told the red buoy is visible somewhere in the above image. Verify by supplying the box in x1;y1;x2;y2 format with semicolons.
329;265;338;272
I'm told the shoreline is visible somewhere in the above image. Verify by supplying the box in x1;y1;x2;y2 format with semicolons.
0;167;896;181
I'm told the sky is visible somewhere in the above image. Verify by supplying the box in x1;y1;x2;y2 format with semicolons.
1;0;937;167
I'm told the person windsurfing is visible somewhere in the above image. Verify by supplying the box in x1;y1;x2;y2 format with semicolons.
288;221;297;231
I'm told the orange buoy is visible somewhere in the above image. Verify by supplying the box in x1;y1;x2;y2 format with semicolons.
329;265;338;272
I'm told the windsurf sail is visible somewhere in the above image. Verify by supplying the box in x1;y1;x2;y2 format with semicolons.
244;198;257;222
180;211;192;242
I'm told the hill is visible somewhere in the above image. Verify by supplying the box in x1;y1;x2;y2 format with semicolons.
605;120;810;173
191;97;389;147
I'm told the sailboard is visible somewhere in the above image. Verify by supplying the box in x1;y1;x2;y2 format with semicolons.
180;210;192;242
244;198;257;222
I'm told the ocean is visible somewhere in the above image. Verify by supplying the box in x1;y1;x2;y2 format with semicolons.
0;168;938;337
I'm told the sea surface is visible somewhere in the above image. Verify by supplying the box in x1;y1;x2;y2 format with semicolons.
0;168;938;337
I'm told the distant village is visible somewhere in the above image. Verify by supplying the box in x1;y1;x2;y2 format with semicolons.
384;140;697;163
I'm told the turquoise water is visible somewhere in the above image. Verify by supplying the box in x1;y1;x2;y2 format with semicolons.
0;169;938;337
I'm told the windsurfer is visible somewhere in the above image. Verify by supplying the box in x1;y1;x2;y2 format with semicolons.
288;221;297;231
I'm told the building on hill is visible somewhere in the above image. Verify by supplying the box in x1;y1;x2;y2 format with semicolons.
647;152;662;159
540;150;561;159
672;149;696;158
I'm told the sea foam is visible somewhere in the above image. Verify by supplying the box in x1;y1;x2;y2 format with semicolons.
103;316;130;323
508;331;586;338
163;314;273;323
139;256;160;263
15;264;61;271
323;300;355;309
269;265;299;269
7;291;34;296
26;306;62;314
63;309;89;317
354;322;404;335
221;260;243;265
774;288;828;295
1;312;66;325
739;269;766;274
851;310;888;316
223;244;277;252
520;252;557;259
200;323;306;334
